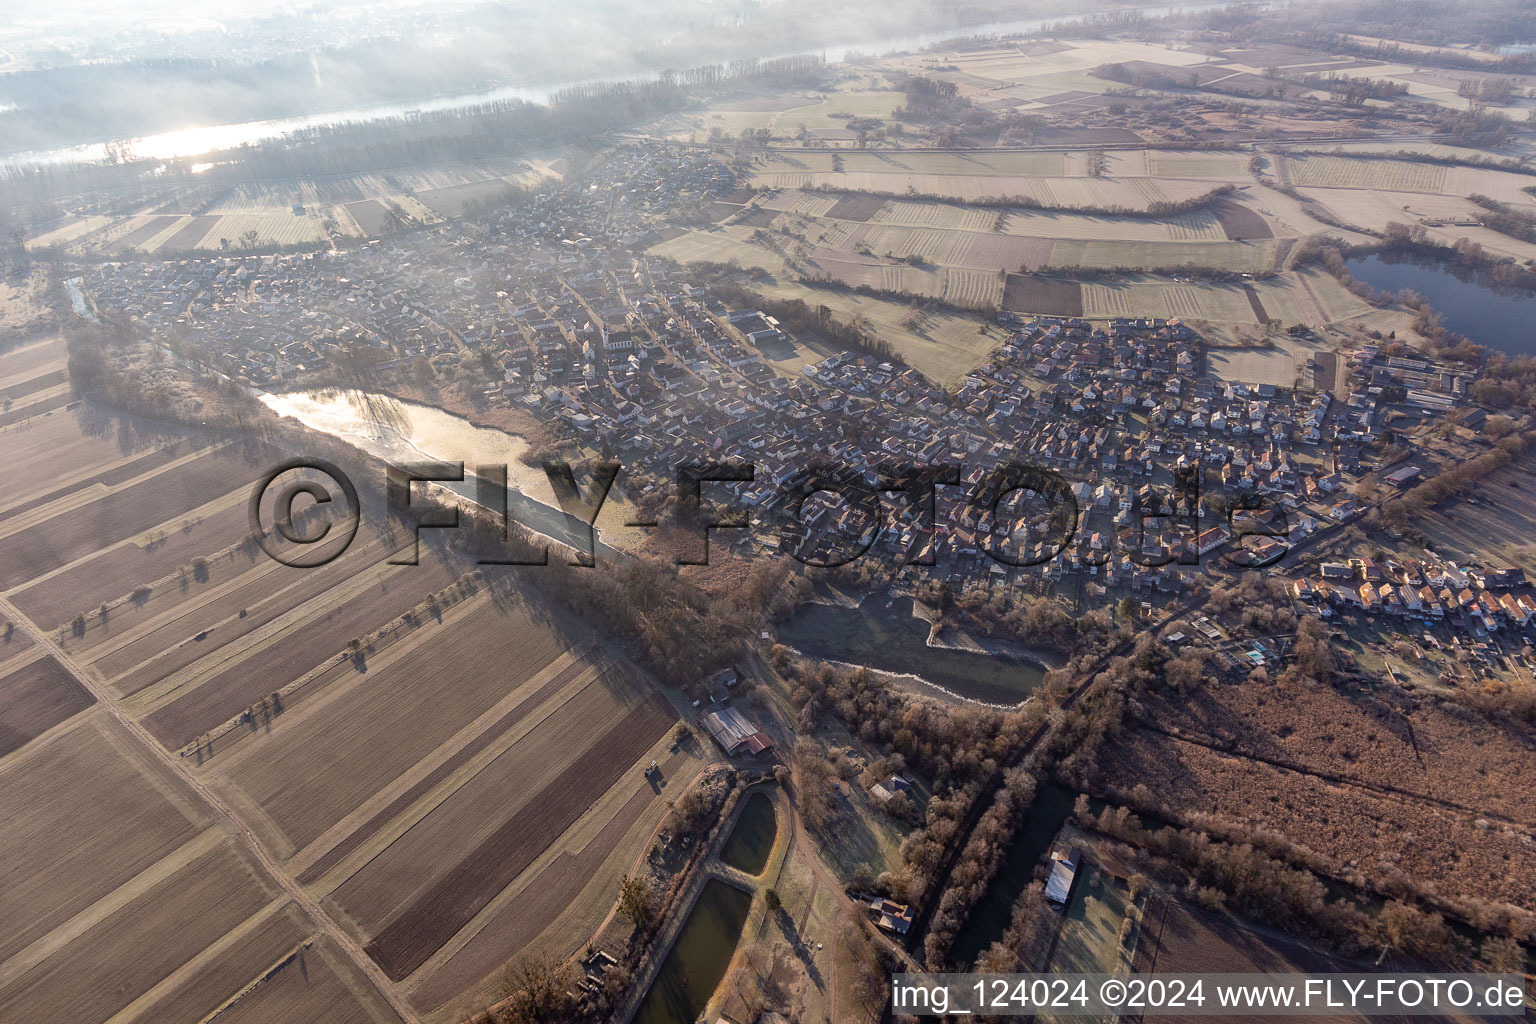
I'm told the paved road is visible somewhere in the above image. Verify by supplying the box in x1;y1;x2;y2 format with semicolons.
0;594;423;1024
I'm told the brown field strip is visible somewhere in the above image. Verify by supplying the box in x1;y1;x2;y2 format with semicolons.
825;195;888;221
411;750;687;1011
364;694;676;980
1242;284;1269;322
114;215;179;251
0;841;270;1024
1002;274;1084;316
344;200;393;236
201;935;400;1024
120;903;309;1024
0;337;65;383
0;412;177;504
9;500;253;628
1211;200;1273;240
159;215;219;251
219;594;573;851
0;367;67;403
0;717;203;964
98;532;388;691
142;557;461;749
331;662;653;931
0;654;94;758
0;630;33;671
415;180;514;218
0;391;75;428
296;650;597;885
0;437;204;527
0;444;272;590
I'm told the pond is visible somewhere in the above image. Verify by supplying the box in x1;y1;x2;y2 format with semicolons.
775;596;1045;705
1345;253;1536;359
720;791;778;876
948;782;1082;967
633;879;754;1024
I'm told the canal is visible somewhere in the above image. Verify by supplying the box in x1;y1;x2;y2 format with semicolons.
948;782;1082;966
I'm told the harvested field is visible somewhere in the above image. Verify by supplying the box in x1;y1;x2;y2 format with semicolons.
9;500;253;628
344;200;394;237
411;752;687;1012
0;443;270;590
97;533;388;692
1284;155;1448;193
160;215;220;251
1096;728;1536;908
26;215;111;250
361;694;676;979
142;556;461;749
0;655;94;757
0;839;271;1024
826;195;888;221
217;593;574;851
962;234;1054;272
331;662;668;931
415;179;514;218
942;268;1004;308
0;366;66;403
1047;239;1277;273
0;336;66;384
0;391;74;428
1212;200;1274;240
114;215;179;251
206;937;401;1024
1133;897;1365;1024
869;200;995;232
126;903;310;1024
0;716;203;964
0;435;204;529
1002;275;1083;316
1129;678;1536;826
733;207;779;227
296;650;599;885
648;227;787;275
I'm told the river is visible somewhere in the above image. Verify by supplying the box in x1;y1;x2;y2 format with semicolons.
257;389;646;554
9;0;1246;166
775;595;1046;705
1345;253;1536;359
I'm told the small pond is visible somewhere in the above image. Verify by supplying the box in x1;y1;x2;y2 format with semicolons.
720;791;777;876
633;879;754;1024
776;596;1044;705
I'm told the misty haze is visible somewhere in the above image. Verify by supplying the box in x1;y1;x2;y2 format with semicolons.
0;1;1534;1023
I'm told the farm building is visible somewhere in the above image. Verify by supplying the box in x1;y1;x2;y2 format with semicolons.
701;706;774;756
1045;847;1081;907
869;898;913;935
